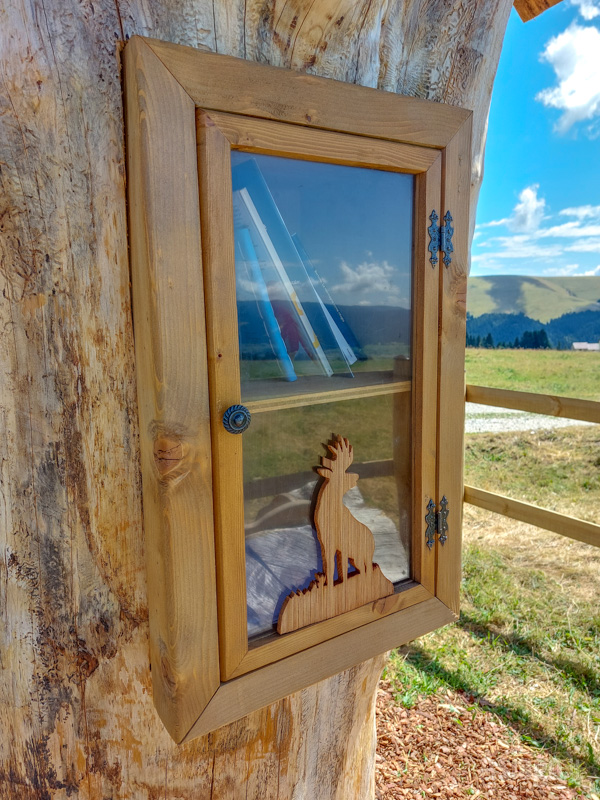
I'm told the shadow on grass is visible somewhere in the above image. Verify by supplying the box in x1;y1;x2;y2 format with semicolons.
396;627;600;782
459;610;600;697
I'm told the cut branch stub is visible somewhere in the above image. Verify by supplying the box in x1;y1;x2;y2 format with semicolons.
277;435;395;635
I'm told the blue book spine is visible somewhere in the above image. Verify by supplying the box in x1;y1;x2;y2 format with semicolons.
237;227;297;382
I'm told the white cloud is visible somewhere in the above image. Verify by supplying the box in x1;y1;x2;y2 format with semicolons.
565;238;600;252
476;183;546;236
559;204;600;220
544;263;580;275
330;260;407;306
476;218;510;229
332;260;395;293
469;257;503;270
479;197;600;238
583;265;600;275
536;24;600;134
538;222;600;238
474;235;563;260
570;0;600;19
477;186;546;233
508;185;546;233
473;196;600;274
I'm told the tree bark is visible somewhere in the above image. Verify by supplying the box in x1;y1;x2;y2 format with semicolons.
0;1;512;797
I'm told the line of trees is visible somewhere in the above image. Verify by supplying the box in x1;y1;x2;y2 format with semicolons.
466;329;551;349
466;309;600;349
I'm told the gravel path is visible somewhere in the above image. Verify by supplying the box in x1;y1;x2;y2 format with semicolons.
465;403;596;434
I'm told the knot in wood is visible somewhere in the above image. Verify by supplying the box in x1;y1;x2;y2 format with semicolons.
153;436;186;479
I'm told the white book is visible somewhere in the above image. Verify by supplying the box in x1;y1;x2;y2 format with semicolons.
234;188;333;377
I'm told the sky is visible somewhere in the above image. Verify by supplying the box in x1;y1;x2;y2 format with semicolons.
472;0;600;278
233;152;413;308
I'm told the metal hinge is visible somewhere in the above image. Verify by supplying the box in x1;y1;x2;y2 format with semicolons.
425;496;449;549
428;210;454;268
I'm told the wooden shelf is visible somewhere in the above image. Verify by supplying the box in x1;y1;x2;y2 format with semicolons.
245;378;411;414
244;458;395;500
243;368;401;399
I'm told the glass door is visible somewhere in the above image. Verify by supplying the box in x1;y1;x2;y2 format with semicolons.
230;153;414;639
198;112;442;680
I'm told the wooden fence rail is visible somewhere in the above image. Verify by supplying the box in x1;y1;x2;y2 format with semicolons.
464;384;600;547
466;384;600;424
464;485;600;549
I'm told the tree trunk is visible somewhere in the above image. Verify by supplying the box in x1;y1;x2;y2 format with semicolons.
0;1;512;797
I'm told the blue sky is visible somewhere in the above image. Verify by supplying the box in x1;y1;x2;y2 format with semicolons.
233;153;413;307
472;0;600;278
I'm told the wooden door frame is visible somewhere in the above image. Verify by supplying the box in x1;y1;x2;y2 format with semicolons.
124;35;471;744
198;113;443;681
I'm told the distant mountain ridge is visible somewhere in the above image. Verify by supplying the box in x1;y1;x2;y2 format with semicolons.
237;301;410;356
467;310;600;349
467;275;600;323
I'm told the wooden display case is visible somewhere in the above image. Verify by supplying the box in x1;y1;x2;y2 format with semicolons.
124;36;472;744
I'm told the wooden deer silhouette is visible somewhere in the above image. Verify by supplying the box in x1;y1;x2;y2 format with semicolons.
277;435;394;635
316;435;376;586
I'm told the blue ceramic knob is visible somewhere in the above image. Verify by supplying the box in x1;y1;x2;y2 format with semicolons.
223;404;251;434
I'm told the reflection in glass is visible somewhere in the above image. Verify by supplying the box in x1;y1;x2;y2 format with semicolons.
244;395;411;639
230;153;414;639
231;153;413;401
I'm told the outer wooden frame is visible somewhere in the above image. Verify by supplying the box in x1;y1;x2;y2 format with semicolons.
124;35;471;744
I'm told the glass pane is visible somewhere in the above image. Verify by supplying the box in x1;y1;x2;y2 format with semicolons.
231;152;413;402
244;394;412;639
230;152;414;640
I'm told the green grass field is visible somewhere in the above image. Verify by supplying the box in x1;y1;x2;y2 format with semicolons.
388;348;600;797
466;347;600;400
465;426;600;522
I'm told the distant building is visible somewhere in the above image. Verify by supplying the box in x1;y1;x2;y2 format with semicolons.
572;342;600;351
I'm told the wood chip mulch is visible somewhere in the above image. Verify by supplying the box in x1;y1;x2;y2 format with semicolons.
375;682;594;799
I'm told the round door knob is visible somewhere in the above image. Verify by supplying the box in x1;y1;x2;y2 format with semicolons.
223;404;251;434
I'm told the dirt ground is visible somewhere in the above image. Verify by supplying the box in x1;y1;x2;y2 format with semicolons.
375;681;592;799
375;503;600;799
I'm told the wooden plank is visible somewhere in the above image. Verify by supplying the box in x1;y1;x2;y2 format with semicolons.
514;0;563;22
196;111;248;680
464;485;600;549
393;355;412;562
183;597;455;741
205;111;440;173
244;458;395;500
436;121;472;615
247;380;411;415
233;584;431;678
466;385;600;424
242;369;400;403
143;37;471;150
411;159;442;594
124;38;219;742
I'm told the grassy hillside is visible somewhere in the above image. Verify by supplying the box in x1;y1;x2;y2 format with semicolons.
467;275;600;323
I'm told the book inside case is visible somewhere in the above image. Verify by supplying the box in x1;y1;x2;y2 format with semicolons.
230;152;415;638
